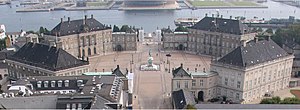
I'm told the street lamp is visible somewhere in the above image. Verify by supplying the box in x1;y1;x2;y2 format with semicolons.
166;53;171;73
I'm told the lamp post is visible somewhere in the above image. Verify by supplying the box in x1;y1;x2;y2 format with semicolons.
166;53;171;73
130;54;133;73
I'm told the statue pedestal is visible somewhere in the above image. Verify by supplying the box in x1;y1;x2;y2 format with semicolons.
140;64;160;71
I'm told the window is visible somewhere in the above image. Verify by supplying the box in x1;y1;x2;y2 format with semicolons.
269;74;271;81
66;104;70;109
200;80;204;86
71;71;76;75
249;80;252;89
192;80;196;87
37;81;42;88
185;81;188;88
263;73;266;82
237;81;241;88
78;103;82;109
231;79;234;87
225;78;228;86
236;93;240;99
44;81;48;88
254;78;257;86
258;77;261;84
65;80;69;87
58;80;62;87
51;81;55;87
177;81;180;89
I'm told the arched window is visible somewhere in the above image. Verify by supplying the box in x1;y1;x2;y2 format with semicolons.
88;48;91;56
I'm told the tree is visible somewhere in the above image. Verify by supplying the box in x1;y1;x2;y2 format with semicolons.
186;104;196;109
113;25;120;32
175;26;188;32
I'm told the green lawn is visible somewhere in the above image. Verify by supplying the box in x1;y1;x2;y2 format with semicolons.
190;1;231;6
229;1;259;6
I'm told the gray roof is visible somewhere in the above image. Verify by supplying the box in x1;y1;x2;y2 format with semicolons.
217;39;290;67
14;75;120;102
194;104;300;109
283;38;300;50
0;95;57;109
172;64;191;78
191;17;250;35
50;17;109;36
112;65;126;78
172;89;196;109
7;42;89;71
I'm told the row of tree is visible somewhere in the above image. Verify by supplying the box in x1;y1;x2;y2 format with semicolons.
270;24;300;46
260;96;300;104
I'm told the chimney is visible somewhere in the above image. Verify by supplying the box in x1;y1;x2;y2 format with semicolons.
85;15;87;20
117;65;119;69
203;68;206;72
61;18;63;23
83;15;87;25
241;40;247;47
68;17;70;23
217;14;220;18
91;14;93;19
254;37;258;43
205;13;208;17
212;14;214;18
221;15;223;18
180;63;183;68
230;16;232;19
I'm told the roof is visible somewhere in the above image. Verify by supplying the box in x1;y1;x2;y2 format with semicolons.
0;95;57;109
217;39;290;67
172;89;196;109
194;104;300;109
283;38;300;50
83;72;113;76
49;17;109;36
13;75;121;102
191;17;250;35
112;65;126;77
7;42;89;71
172;64;191;78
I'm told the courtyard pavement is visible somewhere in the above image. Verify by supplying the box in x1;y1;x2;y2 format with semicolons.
88;42;211;109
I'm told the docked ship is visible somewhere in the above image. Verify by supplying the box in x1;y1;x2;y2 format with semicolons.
174;17;200;27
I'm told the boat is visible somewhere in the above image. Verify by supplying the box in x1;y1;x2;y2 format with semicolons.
174;17;200;27
240;16;267;24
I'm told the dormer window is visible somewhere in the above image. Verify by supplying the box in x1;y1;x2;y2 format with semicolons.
65;80;69;87
77;80;83;86
58;80;62;87
51;81;56;87
44;81;48;88
37;81;42;88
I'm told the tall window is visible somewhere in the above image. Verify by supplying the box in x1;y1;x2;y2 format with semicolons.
185;81;188;88
200;80;204;86
254;78;257;86
237;81;241;88
236;93;240;99
225;78;228;86
177;81;180;89
192;80;196;87
249;80;252;89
